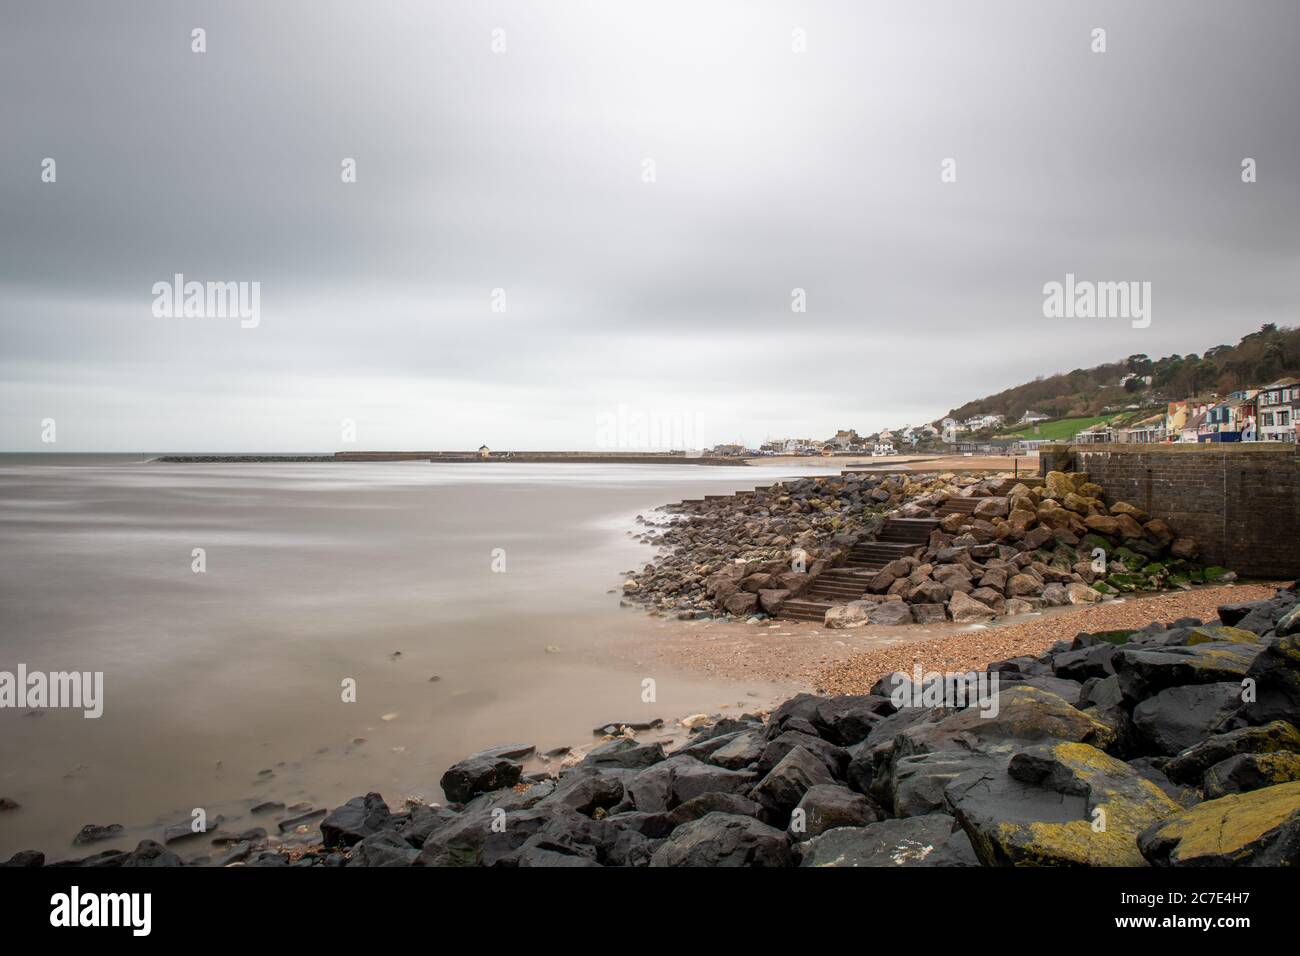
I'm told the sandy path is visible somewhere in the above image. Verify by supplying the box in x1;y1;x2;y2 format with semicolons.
620;582;1285;695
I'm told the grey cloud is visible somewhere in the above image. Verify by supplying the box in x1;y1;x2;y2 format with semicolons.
1;0;1298;450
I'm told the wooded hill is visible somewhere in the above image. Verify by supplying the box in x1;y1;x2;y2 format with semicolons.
943;324;1300;424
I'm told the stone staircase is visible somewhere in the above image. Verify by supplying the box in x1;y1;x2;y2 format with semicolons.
779;517;939;623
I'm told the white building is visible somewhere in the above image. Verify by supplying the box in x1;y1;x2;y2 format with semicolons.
1257;379;1300;443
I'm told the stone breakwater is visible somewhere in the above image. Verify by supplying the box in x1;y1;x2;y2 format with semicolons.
618;471;936;619
8;585;1298;867
620;469;1230;627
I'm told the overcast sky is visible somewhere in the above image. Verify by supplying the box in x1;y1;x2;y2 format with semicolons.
2;1;1297;451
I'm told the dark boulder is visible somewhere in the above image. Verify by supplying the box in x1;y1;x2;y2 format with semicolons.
1164;721;1300;785
581;737;666;770
649;812;793;867
792;784;879;841
1203;752;1300;799
120;840;183;867
623;755;754;814
765;694;826;740
440;753;523;803
707;730;765;770
751;746;835;821
798;813;978;867
321;792;393;848
758;730;849;778
1113;642;1262;703
812;695;896;746
538;767;629;816
1242;634;1300;725
347;829;420;867
889;750;1007;818
1131;683;1243;757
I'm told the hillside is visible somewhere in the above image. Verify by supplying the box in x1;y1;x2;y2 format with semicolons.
943;324;1300;424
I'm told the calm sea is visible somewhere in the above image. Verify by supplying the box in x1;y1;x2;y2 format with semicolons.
0;456;834;858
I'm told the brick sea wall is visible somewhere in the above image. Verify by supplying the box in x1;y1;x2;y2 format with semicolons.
1039;443;1300;578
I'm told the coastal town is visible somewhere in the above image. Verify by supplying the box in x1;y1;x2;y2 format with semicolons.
715;377;1299;461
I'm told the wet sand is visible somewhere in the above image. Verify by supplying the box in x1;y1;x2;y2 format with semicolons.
0;458;817;859
623;583;1283;696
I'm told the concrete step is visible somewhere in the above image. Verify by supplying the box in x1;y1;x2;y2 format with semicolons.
850;544;921;557
779;599;831;622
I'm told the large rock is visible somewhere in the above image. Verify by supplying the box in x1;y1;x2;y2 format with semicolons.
912;603;949;624
798;814;979;867
1242;633;1300;725
1043;471;1077;499
890;750;1005;818
1066;583;1103;605
1278;603;1300;637
792;784;879;841
723;591;759;616
649;812;793;867
751;746;836;820
415;806;560;866
1084;514;1121;537
811;695;895;747
908;580;951;605
758;730;849;778
581;737;666;770
867;601;914;626
539;767;629;816
893;685;1116;759
945;742;1179;866
825;602;868;628
758;589;791;614
1203;752;1300;799
949;590;996;623
1163;721;1300;785
347;829;420;867
1113;642;1262;703
321;793;393;848
1007;573;1043;598
440;753;523;803
708;730;765;770
1131;683;1243;757
1138;781;1300;866
625;755;755;813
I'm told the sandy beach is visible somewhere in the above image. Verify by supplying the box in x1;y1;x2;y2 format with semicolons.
621;582;1285;693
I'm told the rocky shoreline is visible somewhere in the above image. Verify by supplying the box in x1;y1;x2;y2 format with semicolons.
7;583;1298;868
621;468;1233;627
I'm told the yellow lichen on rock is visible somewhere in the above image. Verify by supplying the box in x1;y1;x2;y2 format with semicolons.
1139;781;1300;866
